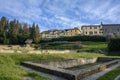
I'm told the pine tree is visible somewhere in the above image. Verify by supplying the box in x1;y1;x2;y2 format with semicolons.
30;23;40;43
0;16;7;44
34;24;40;43
23;23;30;38
0;16;40;44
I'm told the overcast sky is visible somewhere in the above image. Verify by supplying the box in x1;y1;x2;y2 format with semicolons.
0;0;120;31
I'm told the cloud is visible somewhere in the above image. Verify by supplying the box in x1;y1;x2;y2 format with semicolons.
0;0;120;31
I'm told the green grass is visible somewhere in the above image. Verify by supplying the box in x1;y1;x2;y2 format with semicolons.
0;50;120;80
34;41;107;50
82;42;107;50
0;52;106;80
0;53;51;80
97;66;120;80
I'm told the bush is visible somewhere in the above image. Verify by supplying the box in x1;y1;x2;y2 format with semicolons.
108;38;120;52
40;35;106;43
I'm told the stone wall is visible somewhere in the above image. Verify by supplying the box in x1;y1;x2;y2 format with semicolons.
21;62;76;80
28;50;74;54
0;45;74;54
75;60;119;80
35;58;97;68
97;57;120;62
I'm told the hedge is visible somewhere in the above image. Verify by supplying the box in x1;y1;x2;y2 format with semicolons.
108;38;120;52
40;35;106;43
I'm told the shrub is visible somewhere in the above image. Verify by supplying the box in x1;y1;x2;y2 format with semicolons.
108;38;120;52
40;35;106;43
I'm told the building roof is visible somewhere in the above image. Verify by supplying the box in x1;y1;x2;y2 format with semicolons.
41;27;81;34
102;24;120;26
81;25;100;29
82;25;100;27
64;27;80;31
41;29;63;34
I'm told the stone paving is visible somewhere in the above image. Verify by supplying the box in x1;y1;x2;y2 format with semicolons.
115;75;120;80
82;63;120;80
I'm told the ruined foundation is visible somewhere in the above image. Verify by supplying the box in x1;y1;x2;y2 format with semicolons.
21;57;120;80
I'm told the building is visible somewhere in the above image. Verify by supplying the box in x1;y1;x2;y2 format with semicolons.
40;29;63;39
102;24;120;36
62;27;81;37
40;27;81;39
40;23;120;38
81;23;120;36
81;25;103;36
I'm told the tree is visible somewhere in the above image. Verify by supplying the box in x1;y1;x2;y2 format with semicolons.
22;23;30;38
8;19;19;44
0;16;41;44
30;23;40;43
0;16;7;44
34;24;40;43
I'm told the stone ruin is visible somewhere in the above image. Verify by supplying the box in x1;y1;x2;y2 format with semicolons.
21;57;120;80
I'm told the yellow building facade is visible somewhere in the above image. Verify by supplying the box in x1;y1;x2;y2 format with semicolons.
40;27;81;39
81;25;103;35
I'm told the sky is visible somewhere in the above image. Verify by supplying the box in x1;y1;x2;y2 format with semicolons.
0;0;120;31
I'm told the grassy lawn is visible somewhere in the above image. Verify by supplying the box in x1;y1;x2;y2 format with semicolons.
0;53;51;80
0;41;119;80
82;42;107;50
0;52;120;80
34;41;107;50
97;66;120;80
0;52;106;80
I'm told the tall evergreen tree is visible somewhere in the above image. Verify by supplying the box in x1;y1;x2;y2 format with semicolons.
23;23;30;38
0;16;7;44
30;23;35;41
0;16;41;44
0;16;7;36
30;23;40;43
34;24;40;43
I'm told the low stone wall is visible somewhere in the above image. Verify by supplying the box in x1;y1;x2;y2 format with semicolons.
0;46;74;54
35;58;97;68
97;57;120;62
0;49;14;53
21;62;76;80
28;50;73;54
75;60;119;80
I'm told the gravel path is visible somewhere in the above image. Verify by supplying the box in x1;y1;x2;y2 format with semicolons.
18;65;67;80
81;63;120;80
115;75;120;80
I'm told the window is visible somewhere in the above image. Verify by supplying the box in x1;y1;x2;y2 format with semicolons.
94;31;97;34
86;32;87;34
90;27;92;29
104;29;107;32
89;31;93;35
118;28;120;32
100;32;103;34
94;27;97;29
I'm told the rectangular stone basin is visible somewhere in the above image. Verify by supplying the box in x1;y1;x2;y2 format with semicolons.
21;57;120;80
